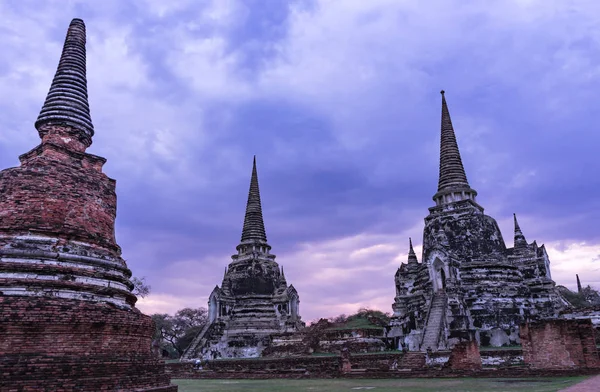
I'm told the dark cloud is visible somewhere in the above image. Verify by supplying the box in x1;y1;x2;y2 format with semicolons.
2;0;600;320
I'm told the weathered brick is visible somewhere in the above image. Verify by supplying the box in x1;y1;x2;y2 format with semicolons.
0;18;176;392
520;319;600;369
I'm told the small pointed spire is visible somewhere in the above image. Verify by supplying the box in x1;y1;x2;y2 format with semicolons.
513;213;528;249
407;237;418;264
224;266;227;279
577;274;583;294
437;90;473;194
240;156;268;243
35;19;94;146
281;266;286;280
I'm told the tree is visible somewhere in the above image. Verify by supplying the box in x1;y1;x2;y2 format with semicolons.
152;313;178;358
329;313;348;323
326;308;391;327
131;276;151;298
151;307;208;358
557;285;600;308
581;285;600;306
173;307;208;331
350;308;391;327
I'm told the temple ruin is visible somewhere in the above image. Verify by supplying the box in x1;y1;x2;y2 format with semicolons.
183;157;305;360
388;91;568;351
0;19;177;391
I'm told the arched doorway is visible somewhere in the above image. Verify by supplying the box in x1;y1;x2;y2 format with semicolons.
209;296;218;322
290;296;299;321
439;268;446;290
432;258;447;292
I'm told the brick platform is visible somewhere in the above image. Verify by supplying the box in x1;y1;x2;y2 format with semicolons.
0;297;177;391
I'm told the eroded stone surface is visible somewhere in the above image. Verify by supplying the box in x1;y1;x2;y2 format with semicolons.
263;318;388;357
183;158;304;360
389;92;568;352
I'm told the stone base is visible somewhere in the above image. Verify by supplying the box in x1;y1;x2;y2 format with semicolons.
0;296;177;391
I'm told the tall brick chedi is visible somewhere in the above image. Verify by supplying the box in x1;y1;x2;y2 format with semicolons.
0;19;176;391
183;157;305;360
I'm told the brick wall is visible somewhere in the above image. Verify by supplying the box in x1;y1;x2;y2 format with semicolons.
0;296;178;391
0;140;118;251
206;355;342;375
447;340;482;370
170;352;430;379
169;346;600;380
520;319;600;369
350;353;403;370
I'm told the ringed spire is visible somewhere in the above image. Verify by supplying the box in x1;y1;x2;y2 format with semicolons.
407;238;418;264
513;213;528;249
433;90;478;205
35;18;94;146
240;156;268;243
437;90;470;192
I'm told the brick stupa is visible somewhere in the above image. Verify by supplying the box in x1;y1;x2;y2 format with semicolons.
0;19;177;391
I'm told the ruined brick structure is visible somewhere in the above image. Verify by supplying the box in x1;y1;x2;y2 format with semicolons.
520;319;600;369
389;91;568;351
262;317;388;358
446;340;482;371
0;19;176;391
183;158;305;360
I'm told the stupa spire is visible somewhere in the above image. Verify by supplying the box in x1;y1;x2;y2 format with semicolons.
513;213;528;249
437;90;471;192
35;18;94;147
431;90;480;208
280;266;287;286
577;274;583;294
407;238;418;264
240;156;268;243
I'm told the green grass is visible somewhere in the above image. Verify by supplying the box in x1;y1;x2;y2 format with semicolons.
173;376;587;392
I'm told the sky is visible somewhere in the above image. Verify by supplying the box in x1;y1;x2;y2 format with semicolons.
1;0;600;323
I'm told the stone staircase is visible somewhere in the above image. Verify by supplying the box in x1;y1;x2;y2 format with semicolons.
227;299;280;332
421;292;447;351
181;321;216;360
181;299;282;360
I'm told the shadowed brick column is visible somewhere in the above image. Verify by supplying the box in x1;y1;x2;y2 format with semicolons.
447;340;482;371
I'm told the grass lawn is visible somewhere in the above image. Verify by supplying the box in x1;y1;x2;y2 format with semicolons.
173;376;587;392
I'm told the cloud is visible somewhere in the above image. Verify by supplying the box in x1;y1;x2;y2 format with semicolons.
2;0;600;322
546;242;600;290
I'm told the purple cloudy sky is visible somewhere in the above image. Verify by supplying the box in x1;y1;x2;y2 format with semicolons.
1;0;600;322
